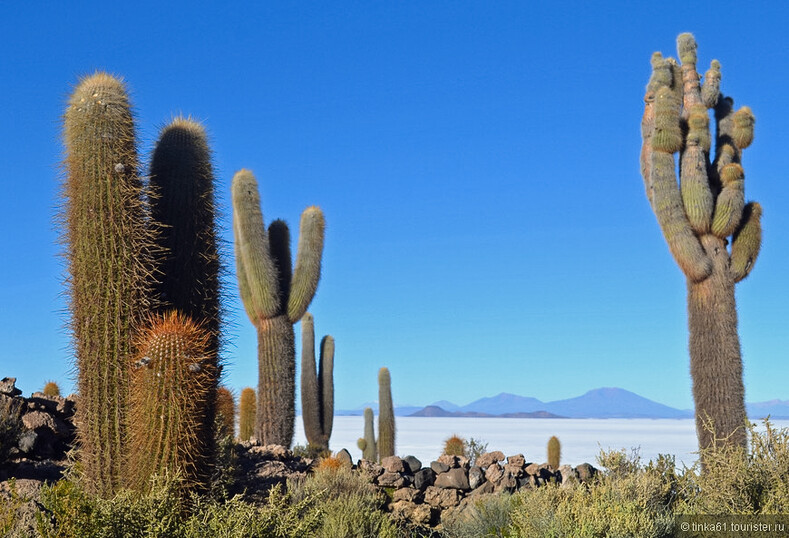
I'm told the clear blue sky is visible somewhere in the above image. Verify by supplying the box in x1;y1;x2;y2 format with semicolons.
2;1;788;412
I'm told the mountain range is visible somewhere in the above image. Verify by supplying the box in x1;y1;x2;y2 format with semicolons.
335;387;789;419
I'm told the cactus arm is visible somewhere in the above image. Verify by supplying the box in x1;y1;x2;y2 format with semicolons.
300;312;322;447
319;334;335;443
677;33;704;112
233;213;257;322
731;202;762;283
268;220;293;312
286;206;325;323
701;60;721;109
231;169;281;320
711;164;745;238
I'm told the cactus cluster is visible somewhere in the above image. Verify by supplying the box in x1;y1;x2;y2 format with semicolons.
300;312;335;452
231;169;325;446
357;407;377;461
640;34;761;451
61;73;222;496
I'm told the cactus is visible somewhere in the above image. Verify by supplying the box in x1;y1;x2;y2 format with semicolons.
239;387;256;441
231;169;325;446
377;368;395;459
442;435;466;457
640;34;761;452
128;311;216;496
216;386;235;439
42;382;60;397
547;436;561;470
360;407;377;461
300;312;334;452
62;72;154;496
149;115;222;463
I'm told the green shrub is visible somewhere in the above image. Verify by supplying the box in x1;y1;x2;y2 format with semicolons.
466;437;488;467
441;493;518;537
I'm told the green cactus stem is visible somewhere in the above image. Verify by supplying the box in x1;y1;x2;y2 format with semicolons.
128;311;216;497
361;407;377;461
640;35;762;453
377;368;395;459
239;387;256;441
300;312;334;452
232;169;325;446
62;72;154;496
547;436;561;470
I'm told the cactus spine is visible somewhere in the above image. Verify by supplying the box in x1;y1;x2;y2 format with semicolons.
359;407;377;461
377;367;395;459
62;72;154;496
640;35;761;452
128;312;216;496
547;436;561;470
239;387;256;441
216;386;235;439
42;382;60;397
300;312;334;452
232;169;325;446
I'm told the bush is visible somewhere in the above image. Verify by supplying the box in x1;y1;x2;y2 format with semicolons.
441;493;518;537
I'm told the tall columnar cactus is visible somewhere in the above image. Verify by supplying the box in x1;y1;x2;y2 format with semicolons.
547;436;561;470
62;72;154;496
359;407;377;461
149;115;222;458
377;367;395;459
128;311;216;496
640;34;761;451
239;387;256;441
300;312;334;451
232;169;325;446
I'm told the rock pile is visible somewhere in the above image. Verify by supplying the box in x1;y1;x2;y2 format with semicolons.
0;377;75;483
232;441;314;504
360;452;597;526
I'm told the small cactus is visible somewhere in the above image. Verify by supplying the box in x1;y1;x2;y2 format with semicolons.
216;386;235;439
361;407;377;461
547;436;561;470
377;368;395;459
239;387;256;441
42;382;60;397
128;311;216;496
442;434;466;457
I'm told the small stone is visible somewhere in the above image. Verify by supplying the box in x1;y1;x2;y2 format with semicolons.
0;378;21;396
475;451;505;468
558;464;578;486
424;485;461;508
525;463;540;475
504;463;525;478
402;455;422;473
507;453;526;467
377;471;406;488
434;468;470;490
494;472;517;492
22;411;55;432
358;459;384;478
381;455;405;473
437;454;460;468
468;480;494;496
484;462;504;483
335;448;352;468
468;466;485;489
430;461;450;474
413;468;434;490
392;487;420;503
576;463;598;483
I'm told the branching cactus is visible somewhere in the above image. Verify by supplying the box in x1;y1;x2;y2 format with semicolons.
360;407;377;461
640;34;761;451
239;387;256;441
300;312;334;452
62;72;154;496
231;169;325;446
128;311;216;496
547;436;561;470
378;367;395;459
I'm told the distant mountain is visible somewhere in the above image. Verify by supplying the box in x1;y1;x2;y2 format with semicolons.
747;400;789;419
545;388;693;419
430;400;460;412
409;405;563;419
459;393;544;414
335;404;423;417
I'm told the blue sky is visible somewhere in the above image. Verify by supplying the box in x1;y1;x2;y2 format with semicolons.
2;1;788;412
